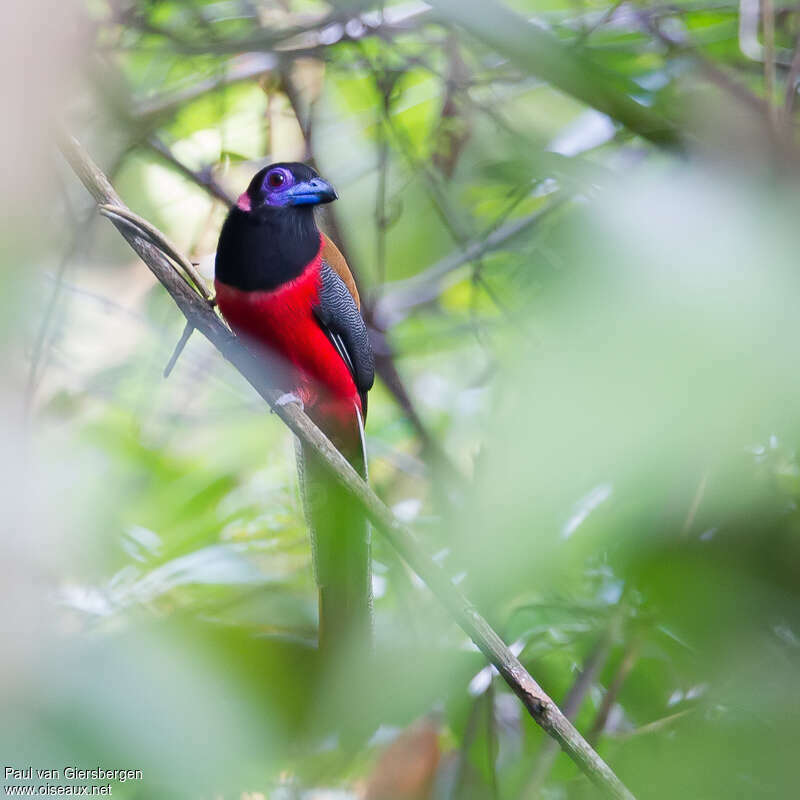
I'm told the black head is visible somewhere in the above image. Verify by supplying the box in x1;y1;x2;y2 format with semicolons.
216;163;337;292
236;162;338;213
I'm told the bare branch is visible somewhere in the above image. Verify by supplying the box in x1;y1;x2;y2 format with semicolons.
133;54;278;123
163;321;195;378
147;136;235;208
762;0;777;128
612;709;692;741
588;638;641;746
124;4;432;58
26;208;94;409
373;199;566;328
524;610;621;798
97;203;215;303
429;0;680;149
784;32;800;117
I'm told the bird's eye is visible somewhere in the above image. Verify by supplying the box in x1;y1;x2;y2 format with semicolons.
267;171;286;188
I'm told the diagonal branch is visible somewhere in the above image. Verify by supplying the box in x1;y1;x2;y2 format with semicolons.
373;198;565;328
58;132;635;800
126;4;432;57
524;604;624;798
588;637;641;746
147;136;235;207
97;203;214;302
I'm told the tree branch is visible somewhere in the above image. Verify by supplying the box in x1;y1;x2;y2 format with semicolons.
58;132;635;800
147;136;235;207
373;198;565;328
124;4;432;58
132;54;278;124
588;638;641;746
524;625;616;797
429;0;680;150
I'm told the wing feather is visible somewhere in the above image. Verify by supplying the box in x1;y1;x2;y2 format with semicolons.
314;262;374;416
321;234;360;308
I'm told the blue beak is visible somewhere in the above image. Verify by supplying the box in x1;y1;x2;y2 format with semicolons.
286;177;338;206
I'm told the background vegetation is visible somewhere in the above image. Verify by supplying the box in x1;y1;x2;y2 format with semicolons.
4;0;800;797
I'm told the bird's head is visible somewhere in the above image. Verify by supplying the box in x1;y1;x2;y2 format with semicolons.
236;162;338;213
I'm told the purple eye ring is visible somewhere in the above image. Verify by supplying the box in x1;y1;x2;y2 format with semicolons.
266;170;287;188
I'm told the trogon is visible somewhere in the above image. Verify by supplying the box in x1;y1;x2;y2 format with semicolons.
214;162;374;654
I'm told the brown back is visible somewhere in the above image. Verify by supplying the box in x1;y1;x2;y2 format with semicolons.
321;234;360;309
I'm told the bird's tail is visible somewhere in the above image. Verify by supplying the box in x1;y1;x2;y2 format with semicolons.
297;405;372;656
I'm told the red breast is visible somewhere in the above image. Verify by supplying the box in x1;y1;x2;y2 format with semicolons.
215;244;362;424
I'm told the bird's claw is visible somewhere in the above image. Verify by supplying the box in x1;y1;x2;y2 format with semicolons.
273;392;303;412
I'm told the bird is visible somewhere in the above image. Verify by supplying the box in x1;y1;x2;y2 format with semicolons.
214;162;375;656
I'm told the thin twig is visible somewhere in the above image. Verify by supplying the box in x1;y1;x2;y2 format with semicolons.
761;0;777;128
59;133;635;800
360;46;510;327
97;204;215;304
450;690;487;800
578;0;626;43
163;321;195;378
125;4;432;57
133;55;278;122
375;102;391;289
486;681;500;800
428;0;680;149
25;211;94;410
374;199;566;328
783;32;800;117
588;638;641;746
643;9;769;118
524;621;617;798
681;471;708;537
147;136;235;207
612;709;692;740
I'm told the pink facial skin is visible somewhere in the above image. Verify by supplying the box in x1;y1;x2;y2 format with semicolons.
236;191;252;211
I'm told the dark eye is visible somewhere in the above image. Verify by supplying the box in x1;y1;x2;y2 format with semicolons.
267;171;285;188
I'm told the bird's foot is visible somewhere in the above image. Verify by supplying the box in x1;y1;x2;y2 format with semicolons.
273;392;304;412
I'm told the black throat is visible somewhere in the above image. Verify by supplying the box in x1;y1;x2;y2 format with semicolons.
215;205;320;291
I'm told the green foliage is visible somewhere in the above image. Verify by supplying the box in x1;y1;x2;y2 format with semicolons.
9;0;800;797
